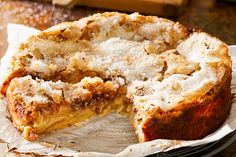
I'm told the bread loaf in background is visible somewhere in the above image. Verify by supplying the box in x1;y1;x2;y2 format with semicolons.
52;0;189;17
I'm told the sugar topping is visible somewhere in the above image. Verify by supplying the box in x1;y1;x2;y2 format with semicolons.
2;12;230;112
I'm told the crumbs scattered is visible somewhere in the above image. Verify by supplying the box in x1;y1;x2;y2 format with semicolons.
0;0;73;30
0;0;103;54
43;142;57;149
170;140;182;146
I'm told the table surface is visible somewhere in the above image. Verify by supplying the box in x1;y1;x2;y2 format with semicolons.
1;0;236;156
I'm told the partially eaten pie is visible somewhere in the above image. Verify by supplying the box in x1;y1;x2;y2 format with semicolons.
0;12;232;142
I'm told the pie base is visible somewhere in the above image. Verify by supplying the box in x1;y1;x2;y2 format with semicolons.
1;12;232;142
135;72;231;142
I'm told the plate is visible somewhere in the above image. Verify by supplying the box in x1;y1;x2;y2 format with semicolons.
147;130;236;157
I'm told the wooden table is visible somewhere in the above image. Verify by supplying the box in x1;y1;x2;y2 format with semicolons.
0;0;236;156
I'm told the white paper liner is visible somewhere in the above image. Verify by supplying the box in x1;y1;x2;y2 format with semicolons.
0;24;236;157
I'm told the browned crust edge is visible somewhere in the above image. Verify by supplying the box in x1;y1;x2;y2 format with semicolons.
1;12;232;142
5;97;39;141
141;70;232;142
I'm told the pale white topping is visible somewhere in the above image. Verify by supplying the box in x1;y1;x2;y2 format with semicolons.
2;13;229;112
129;33;227;111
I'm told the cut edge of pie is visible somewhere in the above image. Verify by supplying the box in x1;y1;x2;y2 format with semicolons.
0;12;232;142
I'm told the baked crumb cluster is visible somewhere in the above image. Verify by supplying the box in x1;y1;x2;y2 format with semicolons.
0;12;231;141
7;76;119;113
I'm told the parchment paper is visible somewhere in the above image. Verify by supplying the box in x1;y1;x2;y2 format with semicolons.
0;24;236;157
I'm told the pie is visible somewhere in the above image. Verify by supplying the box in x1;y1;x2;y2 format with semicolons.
0;12;232;142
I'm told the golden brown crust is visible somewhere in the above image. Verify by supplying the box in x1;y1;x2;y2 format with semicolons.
1;12;232;142
0;12;190;91
140;71;231;142
6;76;126;141
0;68;27;95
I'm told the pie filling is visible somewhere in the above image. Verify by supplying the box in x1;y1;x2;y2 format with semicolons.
7;76;128;140
1;12;231;142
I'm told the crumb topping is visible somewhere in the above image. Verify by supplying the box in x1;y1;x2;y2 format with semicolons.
1;13;231;141
2;13;230;112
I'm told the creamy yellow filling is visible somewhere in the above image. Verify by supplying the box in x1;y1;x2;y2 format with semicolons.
33;96;126;134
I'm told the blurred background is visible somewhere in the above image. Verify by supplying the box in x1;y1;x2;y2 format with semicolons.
0;0;236;156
